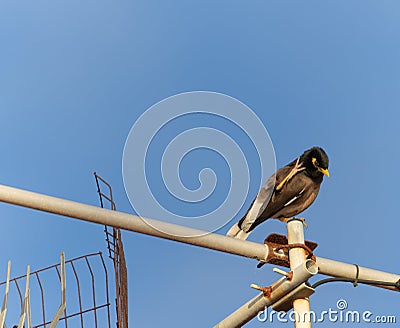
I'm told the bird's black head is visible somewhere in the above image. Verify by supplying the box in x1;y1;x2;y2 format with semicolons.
301;147;330;178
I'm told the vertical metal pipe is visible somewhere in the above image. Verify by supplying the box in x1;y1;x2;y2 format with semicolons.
287;219;312;328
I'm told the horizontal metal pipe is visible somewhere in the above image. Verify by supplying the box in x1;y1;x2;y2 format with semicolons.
316;257;400;291
0;184;268;262
214;260;318;327
0;184;398;291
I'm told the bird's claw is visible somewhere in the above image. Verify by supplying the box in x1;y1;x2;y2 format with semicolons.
279;217;308;228
298;217;308;228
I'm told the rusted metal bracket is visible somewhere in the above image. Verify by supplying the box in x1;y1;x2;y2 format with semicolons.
258;233;318;268
276;243;317;262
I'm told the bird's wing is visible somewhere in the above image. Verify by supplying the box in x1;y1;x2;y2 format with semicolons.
238;160;299;232
239;174;275;232
255;172;310;223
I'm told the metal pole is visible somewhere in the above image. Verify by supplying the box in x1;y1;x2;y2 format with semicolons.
0;184;398;289
0;184;268;261
214;260;318;328
316;257;400;291
287;219;311;328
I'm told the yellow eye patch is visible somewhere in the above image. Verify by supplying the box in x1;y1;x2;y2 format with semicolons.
312;157;330;177
312;157;318;167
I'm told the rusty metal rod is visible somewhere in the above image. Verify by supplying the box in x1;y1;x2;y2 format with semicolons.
214;259;318;327
0;184;398;291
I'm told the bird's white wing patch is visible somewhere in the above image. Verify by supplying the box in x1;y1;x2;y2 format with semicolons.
283;188;305;207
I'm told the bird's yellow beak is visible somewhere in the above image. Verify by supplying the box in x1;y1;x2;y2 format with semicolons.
318;167;330;177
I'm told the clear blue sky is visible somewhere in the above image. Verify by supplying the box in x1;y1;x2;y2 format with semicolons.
1;1;399;327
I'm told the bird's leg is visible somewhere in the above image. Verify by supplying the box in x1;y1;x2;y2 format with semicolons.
275;157;305;191
279;217;308;228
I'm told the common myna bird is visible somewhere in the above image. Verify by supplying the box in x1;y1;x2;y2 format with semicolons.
227;147;329;240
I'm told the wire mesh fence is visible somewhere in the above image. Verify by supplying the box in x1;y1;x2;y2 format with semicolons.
0;252;111;328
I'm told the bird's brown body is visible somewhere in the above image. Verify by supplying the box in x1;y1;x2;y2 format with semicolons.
246;158;323;228
227;147;329;240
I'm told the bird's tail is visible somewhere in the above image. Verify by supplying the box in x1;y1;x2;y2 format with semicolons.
226;222;251;240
